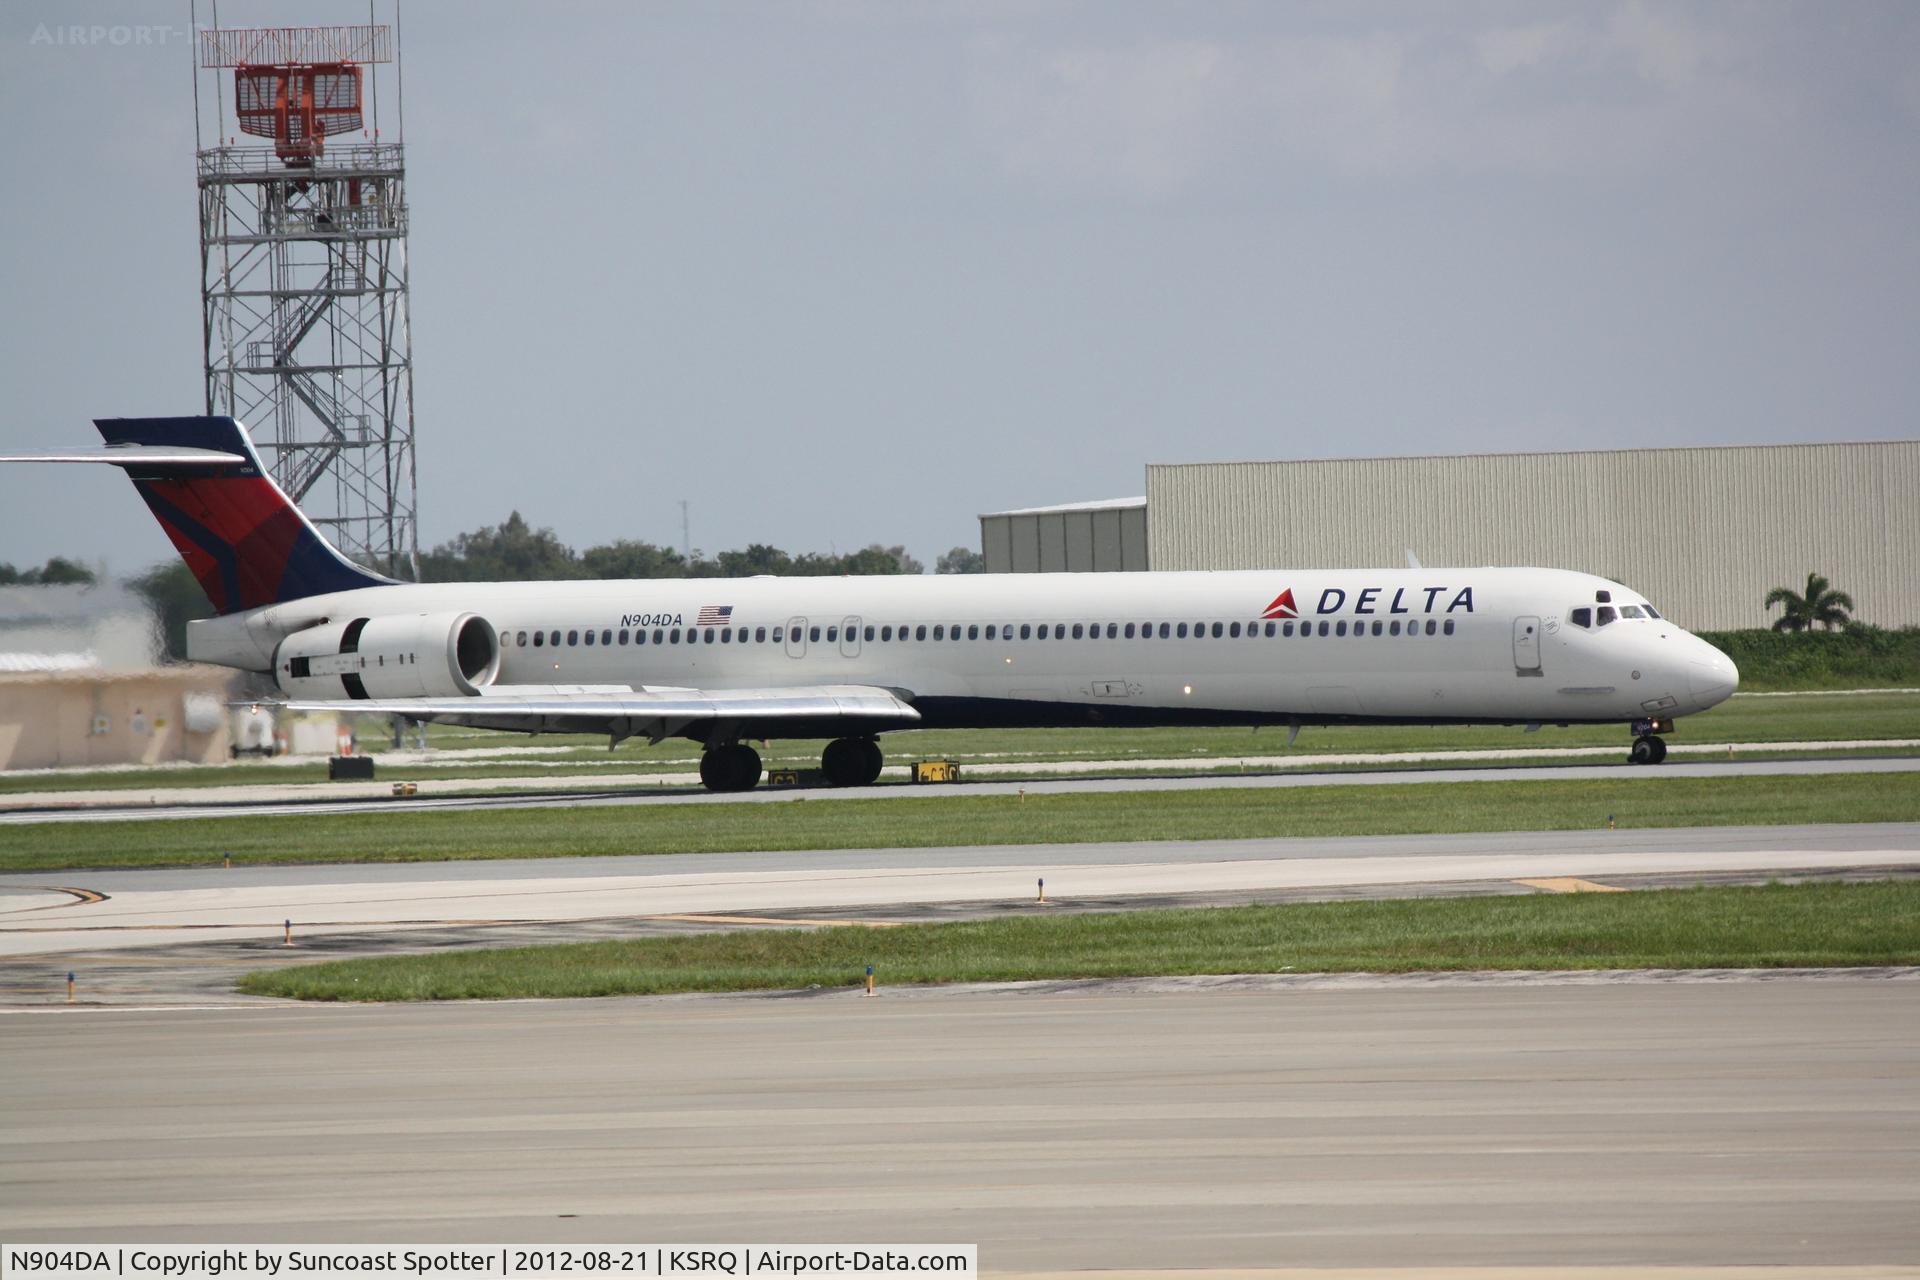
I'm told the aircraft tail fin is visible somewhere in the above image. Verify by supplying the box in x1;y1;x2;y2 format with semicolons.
4;417;393;614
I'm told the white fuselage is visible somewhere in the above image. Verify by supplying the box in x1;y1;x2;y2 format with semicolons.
199;566;1740;731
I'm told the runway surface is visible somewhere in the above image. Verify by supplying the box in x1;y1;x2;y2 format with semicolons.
4;980;1916;1269
2;754;1913;825
2;823;1916;959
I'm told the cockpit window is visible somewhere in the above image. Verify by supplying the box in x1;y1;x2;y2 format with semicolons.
1620;605;1646;619
1570;608;1591;628
1596;606;1618;626
1644;605;1662;619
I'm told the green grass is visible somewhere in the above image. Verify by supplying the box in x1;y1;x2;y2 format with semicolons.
5;690;1915;797
4;771;1916;872
236;880;1920;1001
1699;627;1920;690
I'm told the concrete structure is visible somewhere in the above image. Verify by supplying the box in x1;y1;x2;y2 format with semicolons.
983;442;1918;630
978;497;1148;573
0;666;236;770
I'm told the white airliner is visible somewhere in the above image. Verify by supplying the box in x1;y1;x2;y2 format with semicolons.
8;417;1739;790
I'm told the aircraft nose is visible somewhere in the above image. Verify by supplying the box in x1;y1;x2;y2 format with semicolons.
1687;644;1740;709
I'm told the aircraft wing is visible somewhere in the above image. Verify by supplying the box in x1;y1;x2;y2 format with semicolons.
276;682;921;743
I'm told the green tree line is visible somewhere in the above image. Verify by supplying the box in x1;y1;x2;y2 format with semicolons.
414;511;945;582
0;557;97;586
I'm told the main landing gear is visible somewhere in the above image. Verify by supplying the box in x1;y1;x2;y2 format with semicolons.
821;737;884;787
699;742;762;792
1626;717;1670;765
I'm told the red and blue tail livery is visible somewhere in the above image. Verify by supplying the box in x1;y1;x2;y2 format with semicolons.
94;416;392;614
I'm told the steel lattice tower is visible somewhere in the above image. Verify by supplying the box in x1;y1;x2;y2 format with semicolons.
194;20;418;579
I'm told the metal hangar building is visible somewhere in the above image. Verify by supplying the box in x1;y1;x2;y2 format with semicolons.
979;440;1919;631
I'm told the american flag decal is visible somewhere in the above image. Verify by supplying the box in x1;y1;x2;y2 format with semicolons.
696;604;734;625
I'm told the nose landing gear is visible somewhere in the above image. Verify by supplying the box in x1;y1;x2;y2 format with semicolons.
1627;718;1671;765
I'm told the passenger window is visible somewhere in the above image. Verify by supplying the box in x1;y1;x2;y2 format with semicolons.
1443;619;1455;635
861;625;872;641
1071;623;1083;639
533;632;544;647
549;631;560;646
951;625;961;641
1317;622;1329;637
1335;621;1347;636
1282;622;1294;637
602;629;613;645
1596;607;1617;626
617;629;629;645
669;629;680;644
927;625;940;641
772;627;783;643
652;629;664;645
584;630;596;646
1019;624;1031;639
985;625;996;640
968;624;979;640
1571;608;1591;628
635;630;647;646
1212;622;1225;638
720;629;732;644
1371;621;1383;636
567;630;578;645
701;628;713;643
1123;622;1135;639
1424;619;1437;635
810;626;822;642
516;631;527;646
1388;620;1400;636
1176;622;1188;638
756;627;767;642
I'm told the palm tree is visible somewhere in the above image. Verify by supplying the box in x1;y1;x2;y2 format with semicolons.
1764;572;1855;632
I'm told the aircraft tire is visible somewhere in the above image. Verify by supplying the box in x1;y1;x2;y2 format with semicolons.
1646;735;1668;764
700;743;762;792
821;738;868;787
856;738;884;785
1628;737;1655;766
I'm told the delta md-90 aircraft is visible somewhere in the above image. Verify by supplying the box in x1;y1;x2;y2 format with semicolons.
8;417;1740;791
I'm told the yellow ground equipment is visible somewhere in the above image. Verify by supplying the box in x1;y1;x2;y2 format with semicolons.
909;759;960;783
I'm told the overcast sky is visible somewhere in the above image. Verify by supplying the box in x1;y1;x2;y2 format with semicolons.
3;0;1916;578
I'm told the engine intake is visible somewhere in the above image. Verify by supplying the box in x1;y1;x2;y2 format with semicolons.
276;612;501;701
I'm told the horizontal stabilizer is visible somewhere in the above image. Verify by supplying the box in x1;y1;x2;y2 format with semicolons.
0;445;248;466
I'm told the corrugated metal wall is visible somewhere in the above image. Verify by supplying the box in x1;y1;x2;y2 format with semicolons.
981;506;1150;573
1144;442;1920;630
